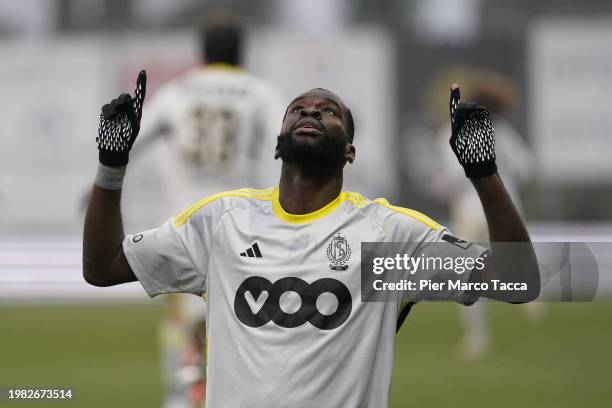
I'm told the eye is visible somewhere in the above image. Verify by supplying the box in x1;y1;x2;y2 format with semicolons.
291;105;303;113
323;107;337;115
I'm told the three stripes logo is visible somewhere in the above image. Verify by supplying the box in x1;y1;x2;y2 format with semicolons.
240;242;263;258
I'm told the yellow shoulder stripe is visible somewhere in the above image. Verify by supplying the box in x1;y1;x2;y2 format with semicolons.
344;192;368;208
173;188;373;227
173;188;274;228
373;198;442;231
352;192;369;207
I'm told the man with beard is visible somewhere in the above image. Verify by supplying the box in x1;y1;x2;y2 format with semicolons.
84;76;539;407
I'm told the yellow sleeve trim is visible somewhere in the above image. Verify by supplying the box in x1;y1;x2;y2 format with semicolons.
373;198;442;231
172;188;274;228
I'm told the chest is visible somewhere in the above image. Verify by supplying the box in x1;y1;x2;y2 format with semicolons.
205;209;387;331
210;208;385;280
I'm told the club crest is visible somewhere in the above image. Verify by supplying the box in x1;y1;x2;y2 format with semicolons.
327;233;351;271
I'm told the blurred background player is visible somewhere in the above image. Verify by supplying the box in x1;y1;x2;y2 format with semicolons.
133;16;284;408
136;16;284;208
173;319;207;408
427;69;542;360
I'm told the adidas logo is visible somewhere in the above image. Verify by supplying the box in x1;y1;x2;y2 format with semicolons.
240;242;263;258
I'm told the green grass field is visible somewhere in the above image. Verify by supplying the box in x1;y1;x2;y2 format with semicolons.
1;302;610;407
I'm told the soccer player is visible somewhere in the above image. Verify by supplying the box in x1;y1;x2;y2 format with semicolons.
84;74;539;406
135;17;284;211
131;18;284;407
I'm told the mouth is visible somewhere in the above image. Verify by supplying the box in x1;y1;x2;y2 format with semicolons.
293;119;323;136
294;127;322;136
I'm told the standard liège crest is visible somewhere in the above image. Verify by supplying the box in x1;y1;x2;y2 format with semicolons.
327;233;351;271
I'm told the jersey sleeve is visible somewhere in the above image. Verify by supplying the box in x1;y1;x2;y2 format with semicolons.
406;227;489;303
123;197;223;297
375;199;488;303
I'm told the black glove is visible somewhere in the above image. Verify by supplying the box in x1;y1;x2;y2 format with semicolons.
97;70;147;167
449;86;497;178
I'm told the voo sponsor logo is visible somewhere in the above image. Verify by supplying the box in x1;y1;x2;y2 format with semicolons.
234;277;352;330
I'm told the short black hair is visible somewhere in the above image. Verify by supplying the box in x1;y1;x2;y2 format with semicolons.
200;19;242;66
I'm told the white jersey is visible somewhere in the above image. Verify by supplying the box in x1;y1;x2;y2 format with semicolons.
123;187;485;407
138;65;285;212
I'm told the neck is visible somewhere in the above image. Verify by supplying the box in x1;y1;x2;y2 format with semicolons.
278;162;343;215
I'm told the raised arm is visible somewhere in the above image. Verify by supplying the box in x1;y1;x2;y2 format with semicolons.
470;174;539;301
471;174;529;243
83;186;135;286
448;84;540;302
82;71;147;286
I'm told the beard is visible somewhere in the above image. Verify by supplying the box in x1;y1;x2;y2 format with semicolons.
276;127;348;181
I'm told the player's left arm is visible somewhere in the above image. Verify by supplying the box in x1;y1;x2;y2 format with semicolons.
448;84;540;303
469;174;539;302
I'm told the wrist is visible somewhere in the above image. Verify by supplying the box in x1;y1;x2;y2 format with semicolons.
99;150;129;167
463;162;497;179
94;163;127;190
470;172;502;190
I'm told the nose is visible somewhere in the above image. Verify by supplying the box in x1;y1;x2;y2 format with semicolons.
300;107;322;120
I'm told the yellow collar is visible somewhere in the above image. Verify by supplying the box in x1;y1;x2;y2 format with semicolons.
272;187;346;224
204;62;242;72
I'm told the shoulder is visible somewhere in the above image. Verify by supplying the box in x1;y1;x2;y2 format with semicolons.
233;71;284;103
368;198;443;231
349;193;445;239
145;71;197;106
172;187;275;228
154;68;230;96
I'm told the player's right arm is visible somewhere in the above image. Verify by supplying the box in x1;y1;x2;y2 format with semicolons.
82;71;147;286
83;186;135;286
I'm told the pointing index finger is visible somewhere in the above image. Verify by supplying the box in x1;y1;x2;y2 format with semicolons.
450;83;461;123
133;70;147;119
135;70;147;99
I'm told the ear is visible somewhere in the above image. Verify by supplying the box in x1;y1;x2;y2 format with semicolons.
345;144;356;164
